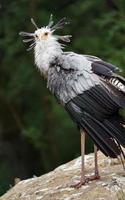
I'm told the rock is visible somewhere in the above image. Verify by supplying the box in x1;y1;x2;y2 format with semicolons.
1;152;125;200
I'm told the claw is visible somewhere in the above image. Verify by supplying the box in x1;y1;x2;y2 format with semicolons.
70;177;89;189
87;174;100;182
70;174;100;189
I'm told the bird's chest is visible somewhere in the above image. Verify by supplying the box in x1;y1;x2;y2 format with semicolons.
35;44;60;77
47;67;75;105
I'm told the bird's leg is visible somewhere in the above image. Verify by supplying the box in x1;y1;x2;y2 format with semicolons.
94;144;100;178
70;133;100;188
71;129;88;188
87;144;100;181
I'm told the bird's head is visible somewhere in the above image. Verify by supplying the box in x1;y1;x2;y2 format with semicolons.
34;27;50;41
19;15;72;51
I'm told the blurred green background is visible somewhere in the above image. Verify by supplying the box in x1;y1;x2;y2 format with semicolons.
1;0;125;196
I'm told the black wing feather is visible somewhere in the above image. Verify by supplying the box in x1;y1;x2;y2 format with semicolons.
48;53;125;159
65;84;125;158
90;59;125;94
84;55;120;73
91;61;114;77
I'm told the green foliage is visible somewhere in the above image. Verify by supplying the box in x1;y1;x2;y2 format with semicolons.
1;0;125;195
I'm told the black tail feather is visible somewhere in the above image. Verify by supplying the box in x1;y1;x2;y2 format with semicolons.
65;101;125;163
80;112;125;160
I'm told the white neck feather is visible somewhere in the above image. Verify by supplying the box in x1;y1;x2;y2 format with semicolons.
34;38;62;77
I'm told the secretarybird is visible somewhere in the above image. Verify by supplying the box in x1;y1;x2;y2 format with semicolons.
19;16;125;188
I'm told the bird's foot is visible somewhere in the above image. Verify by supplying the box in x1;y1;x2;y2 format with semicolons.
87;173;100;182
70;174;100;189
70;177;89;189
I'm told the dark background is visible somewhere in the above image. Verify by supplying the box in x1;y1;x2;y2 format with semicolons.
1;0;125;195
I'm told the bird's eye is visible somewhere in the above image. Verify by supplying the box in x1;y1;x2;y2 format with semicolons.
44;32;48;36
35;35;38;38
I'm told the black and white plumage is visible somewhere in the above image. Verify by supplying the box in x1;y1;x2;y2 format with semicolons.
20;16;125;186
48;52;125;158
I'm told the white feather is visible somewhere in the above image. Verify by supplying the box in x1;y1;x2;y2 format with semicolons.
34;34;62;77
